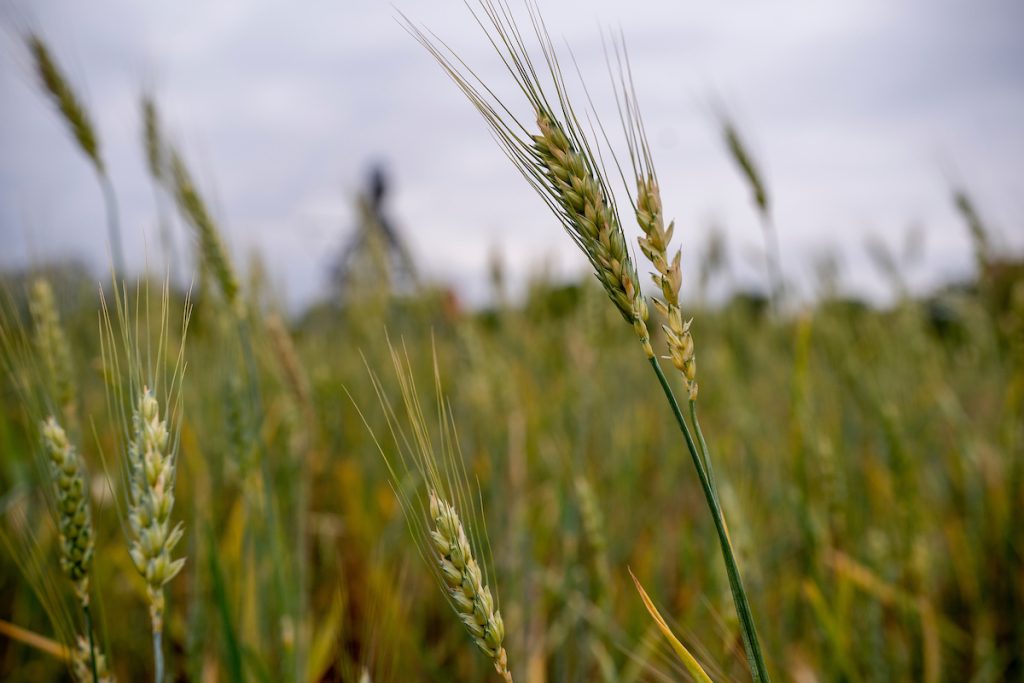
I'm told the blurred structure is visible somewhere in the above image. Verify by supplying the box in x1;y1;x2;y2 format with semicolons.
330;166;418;301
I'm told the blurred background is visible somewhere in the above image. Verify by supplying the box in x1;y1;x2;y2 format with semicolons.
2;0;1022;309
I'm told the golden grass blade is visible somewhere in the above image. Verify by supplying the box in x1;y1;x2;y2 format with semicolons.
628;568;714;683
0;618;70;662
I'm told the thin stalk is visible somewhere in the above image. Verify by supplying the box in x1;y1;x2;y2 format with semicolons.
153;629;164;683
647;357;771;682
295;441;309;683
759;212;783;314
153;183;181;286
83;602;98;683
99;172;126;279
689;399;718;504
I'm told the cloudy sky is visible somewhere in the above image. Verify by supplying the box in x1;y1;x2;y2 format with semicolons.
1;0;1022;308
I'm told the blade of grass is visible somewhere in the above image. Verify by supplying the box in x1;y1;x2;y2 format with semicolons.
628;568;714;683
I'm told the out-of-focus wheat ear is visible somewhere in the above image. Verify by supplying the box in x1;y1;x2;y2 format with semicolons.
141;94;184;290
428;490;513;682
26;33;125;278
142;96;165;182
39;417;94;608
71;635;115;683
953;189;991;271
168;149;241;312
29;279;78;427
720;115;783;309
722;118;768;217
40;416;105;683
265;314;313;420
26;34;102;173
575;477;611;607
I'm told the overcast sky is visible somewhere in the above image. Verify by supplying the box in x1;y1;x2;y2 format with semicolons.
1;0;1022;308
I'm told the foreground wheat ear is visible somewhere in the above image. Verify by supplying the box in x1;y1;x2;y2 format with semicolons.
355;342;513;682
100;282;190;683
407;2;770;680
29;280;78;426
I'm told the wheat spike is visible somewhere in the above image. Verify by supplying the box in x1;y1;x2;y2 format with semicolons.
71;635;114;683
40;417;94;607
126;388;185;636
404;1;651;354
142;96;165;181
169;150;241;311
723;119;767;216
532;111;650;345
612;52;698;398
27;35;103;173
575;477;611;605
30;279;78;422
428;490;512;683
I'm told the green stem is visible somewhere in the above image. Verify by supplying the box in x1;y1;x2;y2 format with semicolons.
99;172;126;279
647;357;771;682
153;628;164;683
83;602;98;683
689;400;718;504
759;211;784;314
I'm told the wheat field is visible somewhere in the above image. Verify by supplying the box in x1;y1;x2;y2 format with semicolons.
1;2;1022;681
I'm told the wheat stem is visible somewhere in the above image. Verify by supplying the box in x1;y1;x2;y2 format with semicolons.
689;400;718;503
648;357;770;682
153;630;164;683
83;603;98;683
99;171;126;280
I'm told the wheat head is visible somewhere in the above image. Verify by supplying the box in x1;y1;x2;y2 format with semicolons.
126;388;185;636
40;417;94;608
428;490;512;682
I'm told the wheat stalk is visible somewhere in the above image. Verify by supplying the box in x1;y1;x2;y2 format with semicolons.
409;5;771;680
356;341;515;681
99;281;191;683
